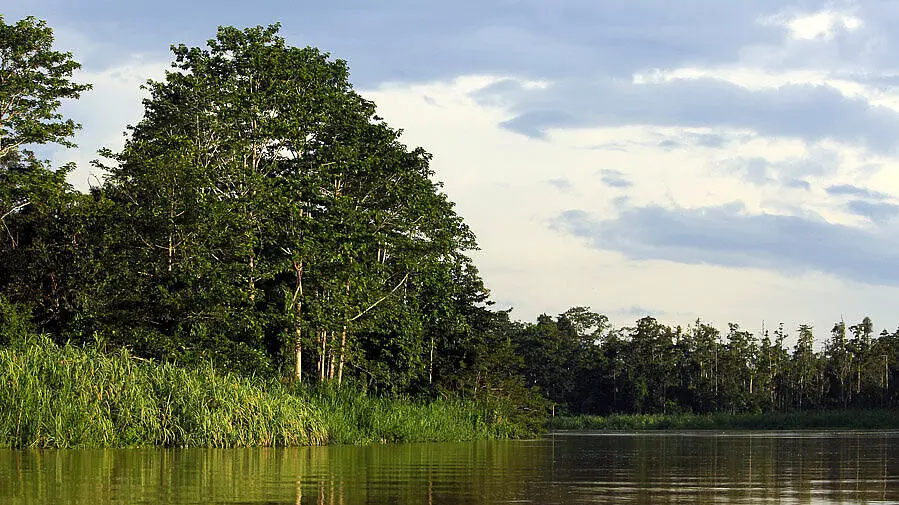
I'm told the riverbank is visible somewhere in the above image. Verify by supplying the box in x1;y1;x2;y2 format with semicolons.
0;336;528;448
548;409;899;431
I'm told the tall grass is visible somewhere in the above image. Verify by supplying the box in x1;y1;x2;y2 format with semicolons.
548;410;899;431
0;336;529;448
304;383;526;445
0;335;325;448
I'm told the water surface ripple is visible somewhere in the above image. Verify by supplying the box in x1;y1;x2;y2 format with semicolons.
1;430;896;504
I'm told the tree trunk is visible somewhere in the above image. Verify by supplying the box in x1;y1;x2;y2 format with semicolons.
292;260;303;380
319;328;327;381
295;326;302;381
248;254;255;301
337;325;347;386
857;362;862;394
328;331;336;380
428;335;436;385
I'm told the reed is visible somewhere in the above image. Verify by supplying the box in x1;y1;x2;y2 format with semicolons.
0;335;325;448
548;409;899;431
0;336;528;448
302;383;524;445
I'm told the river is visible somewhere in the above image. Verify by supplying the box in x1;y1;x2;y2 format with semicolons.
1;431;897;504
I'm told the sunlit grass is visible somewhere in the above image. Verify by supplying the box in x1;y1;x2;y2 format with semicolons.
302;383;525;445
0;335;527;448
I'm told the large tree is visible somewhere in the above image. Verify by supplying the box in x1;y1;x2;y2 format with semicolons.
96;24;480;382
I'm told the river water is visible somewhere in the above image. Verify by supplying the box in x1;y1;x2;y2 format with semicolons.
1;431;897;504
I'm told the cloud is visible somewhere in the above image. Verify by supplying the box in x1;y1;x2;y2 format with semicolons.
825;184;890;200
474;77;899;151
499;110;576;139
768;10;863;41
658;139;682;150
722;157;777;185
52;59;167;189
599;169;632;188
587;142;629;152
786;179;811;191
549;178;572;191
721;147;841;185
846;200;899;223
689;132;731;148
8;0;792;86
554;204;899;286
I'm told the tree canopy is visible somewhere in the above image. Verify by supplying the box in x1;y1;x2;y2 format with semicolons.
0;15;91;161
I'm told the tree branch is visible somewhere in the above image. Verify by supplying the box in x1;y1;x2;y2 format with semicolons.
348;272;409;322
1;201;30;247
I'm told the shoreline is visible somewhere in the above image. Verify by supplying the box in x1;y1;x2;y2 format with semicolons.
547;409;899;431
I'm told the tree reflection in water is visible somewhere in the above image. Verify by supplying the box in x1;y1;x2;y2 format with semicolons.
1;432;897;504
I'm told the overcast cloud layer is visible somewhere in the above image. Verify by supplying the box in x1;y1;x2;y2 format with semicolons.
8;0;899;338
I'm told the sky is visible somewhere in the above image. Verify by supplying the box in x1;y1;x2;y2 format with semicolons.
7;1;899;342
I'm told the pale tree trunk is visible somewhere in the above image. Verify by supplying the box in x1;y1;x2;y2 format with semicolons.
428;335;436;385
319;328;328;381
328;331;336;380
337;280;350;386
248;254;255;301
337;325;347;386
168;195;175;273
858;362;862;394
292;260;303;380
295;326;303;381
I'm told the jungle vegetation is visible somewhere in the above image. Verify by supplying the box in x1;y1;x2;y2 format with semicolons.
2;16;898;447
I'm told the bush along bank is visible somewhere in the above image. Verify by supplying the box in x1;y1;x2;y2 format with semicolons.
547;410;899;431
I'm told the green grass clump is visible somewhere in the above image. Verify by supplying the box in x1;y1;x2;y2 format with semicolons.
0;335;325;448
0;336;531;448
302;383;526;445
548;409;899;431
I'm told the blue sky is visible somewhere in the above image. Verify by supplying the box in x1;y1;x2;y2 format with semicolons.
8;1;899;340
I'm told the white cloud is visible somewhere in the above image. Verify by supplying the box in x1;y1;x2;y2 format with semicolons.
786;11;862;40
760;9;863;41
53;59;167;190
363;75;899;337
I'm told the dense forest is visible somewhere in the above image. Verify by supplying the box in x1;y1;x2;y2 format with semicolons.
2;16;898;429
512;309;899;415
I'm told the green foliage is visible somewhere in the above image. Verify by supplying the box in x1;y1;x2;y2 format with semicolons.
0;336;534;448
0;17;541;441
0;154;95;336
516;310;899;417
0;294;33;344
300;382;534;445
0;15;94;340
0;15;92;158
0;335;326;448
82;23;483;392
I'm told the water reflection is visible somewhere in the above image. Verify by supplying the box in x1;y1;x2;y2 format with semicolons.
0;431;896;504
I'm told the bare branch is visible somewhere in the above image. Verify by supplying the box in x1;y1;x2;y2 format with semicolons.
348;272;409;322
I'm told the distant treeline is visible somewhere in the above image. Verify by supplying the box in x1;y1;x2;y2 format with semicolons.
510;308;899;415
